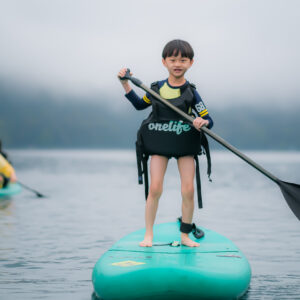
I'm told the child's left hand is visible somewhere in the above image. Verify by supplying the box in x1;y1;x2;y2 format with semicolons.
193;117;209;130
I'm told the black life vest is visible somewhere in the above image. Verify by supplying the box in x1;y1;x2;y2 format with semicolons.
135;81;212;209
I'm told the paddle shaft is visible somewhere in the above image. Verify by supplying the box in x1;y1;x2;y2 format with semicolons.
133;78;279;184
17;181;45;197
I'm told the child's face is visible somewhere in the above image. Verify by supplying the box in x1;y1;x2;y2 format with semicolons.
162;53;194;79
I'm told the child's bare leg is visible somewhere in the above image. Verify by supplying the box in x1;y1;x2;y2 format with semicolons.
177;156;200;247
140;155;168;247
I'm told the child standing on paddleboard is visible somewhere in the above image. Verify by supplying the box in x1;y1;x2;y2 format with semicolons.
118;39;213;247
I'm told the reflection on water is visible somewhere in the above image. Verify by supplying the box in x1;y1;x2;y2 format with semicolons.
0;149;299;299
0;198;12;210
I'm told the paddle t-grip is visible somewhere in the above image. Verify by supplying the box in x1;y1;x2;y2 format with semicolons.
120;68;142;86
119;68;131;81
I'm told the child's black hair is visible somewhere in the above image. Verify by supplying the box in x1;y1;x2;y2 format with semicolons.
162;39;194;60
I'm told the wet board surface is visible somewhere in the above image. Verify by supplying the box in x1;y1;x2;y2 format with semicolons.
92;222;251;300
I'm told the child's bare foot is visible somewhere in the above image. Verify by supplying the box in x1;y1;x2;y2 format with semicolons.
181;233;200;247
139;235;153;247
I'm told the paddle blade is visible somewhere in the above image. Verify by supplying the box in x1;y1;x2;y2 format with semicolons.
36;192;46;198
278;181;300;220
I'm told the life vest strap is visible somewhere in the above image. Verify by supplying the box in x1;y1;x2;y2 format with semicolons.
200;132;212;181
135;141;143;184
194;155;202;209
136;139;149;201
142;154;149;200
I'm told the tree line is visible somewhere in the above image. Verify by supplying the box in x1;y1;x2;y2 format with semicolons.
1;83;299;150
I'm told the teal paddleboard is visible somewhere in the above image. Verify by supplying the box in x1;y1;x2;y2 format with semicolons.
92;222;251;300
0;183;21;199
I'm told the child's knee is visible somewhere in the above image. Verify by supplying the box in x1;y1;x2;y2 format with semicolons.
149;182;163;198
181;183;194;199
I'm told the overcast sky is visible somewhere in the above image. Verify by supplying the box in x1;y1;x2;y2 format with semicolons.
1;0;300;108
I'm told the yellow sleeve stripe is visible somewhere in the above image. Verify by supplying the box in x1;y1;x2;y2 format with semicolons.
200;109;208;117
143;95;151;104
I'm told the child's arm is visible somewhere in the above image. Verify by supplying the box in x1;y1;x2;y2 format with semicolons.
192;90;214;130
118;68;151;110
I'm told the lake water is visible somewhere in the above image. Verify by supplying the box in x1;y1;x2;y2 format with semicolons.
0;149;299;300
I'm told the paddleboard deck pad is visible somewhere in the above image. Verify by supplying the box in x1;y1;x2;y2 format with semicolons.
92;222;251;300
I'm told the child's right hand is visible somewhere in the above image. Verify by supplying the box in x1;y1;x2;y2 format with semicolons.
118;68;132;94
118;68;132;83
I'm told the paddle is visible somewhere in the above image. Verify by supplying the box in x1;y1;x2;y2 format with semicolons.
17;181;46;198
120;69;300;220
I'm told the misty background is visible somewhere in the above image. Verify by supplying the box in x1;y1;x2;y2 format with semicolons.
1;0;299;150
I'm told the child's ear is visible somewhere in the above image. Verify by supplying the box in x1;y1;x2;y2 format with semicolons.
162;58;167;67
190;59;194;66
